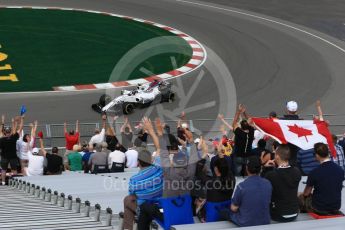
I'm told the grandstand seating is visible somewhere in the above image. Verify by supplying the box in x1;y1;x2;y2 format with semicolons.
0;185;113;229
10;172;345;229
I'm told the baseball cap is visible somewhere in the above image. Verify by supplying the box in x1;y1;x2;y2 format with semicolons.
181;123;188;129
194;138;200;144
286;101;298;112
32;148;39;155
138;149;152;164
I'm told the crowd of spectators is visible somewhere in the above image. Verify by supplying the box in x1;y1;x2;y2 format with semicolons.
0;113;146;182
121;100;345;230
0;100;344;229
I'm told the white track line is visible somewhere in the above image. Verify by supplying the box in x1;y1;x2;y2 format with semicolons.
175;0;345;53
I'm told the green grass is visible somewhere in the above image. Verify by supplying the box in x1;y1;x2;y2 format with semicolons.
0;9;192;92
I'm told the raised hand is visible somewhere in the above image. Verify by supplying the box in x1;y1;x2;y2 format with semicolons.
142;117;154;134
238;104;246;113
218;114;224;120
154;118;164;136
316;100;321;108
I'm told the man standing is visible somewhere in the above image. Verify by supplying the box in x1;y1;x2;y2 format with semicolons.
300;143;344;215
281;101;301;166
0;116;24;185
221;156;272;227
264;145;301;222
121;117;133;150
64;120;79;155
232;104;255;176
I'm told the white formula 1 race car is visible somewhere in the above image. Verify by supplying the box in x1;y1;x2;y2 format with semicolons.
91;80;175;114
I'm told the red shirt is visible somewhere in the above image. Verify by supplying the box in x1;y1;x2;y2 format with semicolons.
65;132;79;150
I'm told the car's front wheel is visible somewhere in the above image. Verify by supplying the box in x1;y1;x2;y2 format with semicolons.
99;94;112;107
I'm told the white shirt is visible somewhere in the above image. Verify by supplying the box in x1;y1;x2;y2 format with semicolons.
89;128;105;146
27;152;44;176
252;130;265;148
125;149;138;168
108;150;126;168
17;137;35;160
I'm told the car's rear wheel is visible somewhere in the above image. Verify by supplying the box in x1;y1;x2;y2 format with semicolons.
168;92;175;102
161;92;175;103
123;103;134;114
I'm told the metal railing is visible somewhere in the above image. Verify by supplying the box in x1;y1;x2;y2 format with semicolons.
4;115;345;149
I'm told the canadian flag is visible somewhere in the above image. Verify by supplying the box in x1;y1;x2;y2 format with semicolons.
252;118;336;157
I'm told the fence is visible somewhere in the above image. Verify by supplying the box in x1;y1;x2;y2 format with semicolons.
8;114;345;149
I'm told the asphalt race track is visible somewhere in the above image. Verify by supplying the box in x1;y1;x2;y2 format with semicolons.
1;0;345;135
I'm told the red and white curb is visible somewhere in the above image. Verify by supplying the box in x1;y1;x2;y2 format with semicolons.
0;6;207;91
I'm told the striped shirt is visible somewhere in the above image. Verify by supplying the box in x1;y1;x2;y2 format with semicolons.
297;149;319;175
128;165;163;205
331;144;345;172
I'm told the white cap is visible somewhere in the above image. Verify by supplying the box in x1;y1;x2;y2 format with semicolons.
194;138;200;144
286;101;298;112
32;148;39;154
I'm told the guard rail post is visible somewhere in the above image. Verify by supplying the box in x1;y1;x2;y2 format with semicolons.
75;198;81;213
94;204;101;222
67;195;73;210
105;208;113;226
60;193;65;207
85;200;91;217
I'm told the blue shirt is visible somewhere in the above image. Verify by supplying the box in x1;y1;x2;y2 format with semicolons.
297;149;319;175
128;165;163;205
82;151;93;163
307;161;344;212
231;175;272;227
331;144;345;172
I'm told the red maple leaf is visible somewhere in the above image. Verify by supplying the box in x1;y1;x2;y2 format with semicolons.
288;124;313;142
